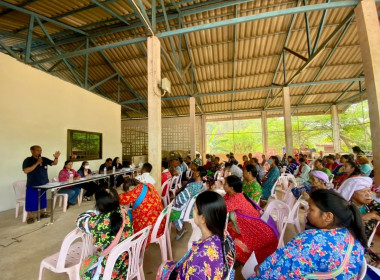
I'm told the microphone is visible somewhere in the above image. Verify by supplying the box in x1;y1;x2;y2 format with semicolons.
39;156;42;166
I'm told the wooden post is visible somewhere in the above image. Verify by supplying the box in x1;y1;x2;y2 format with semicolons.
189;97;196;159
355;0;380;186
331;105;341;153
283;87;294;156
261;111;268;155
147;36;162;192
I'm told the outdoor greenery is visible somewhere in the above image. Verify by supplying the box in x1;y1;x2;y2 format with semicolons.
206;101;371;155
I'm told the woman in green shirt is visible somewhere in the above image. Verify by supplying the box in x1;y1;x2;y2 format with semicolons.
242;164;262;203
312;159;333;180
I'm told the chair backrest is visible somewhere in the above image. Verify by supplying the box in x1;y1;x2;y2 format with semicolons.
183;196;197;223
358;257;367;280
12;180;26;200
368;221;380;247
264;200;290;247
161;178;172;207
56;229;93;270
282;187;296;208
150;202;173;244
103;225;151;280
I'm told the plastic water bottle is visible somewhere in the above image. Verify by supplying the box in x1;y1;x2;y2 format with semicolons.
103;167;107;175
69;173;74;183
112;166;116;174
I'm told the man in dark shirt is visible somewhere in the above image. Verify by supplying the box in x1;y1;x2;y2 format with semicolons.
99;158;113;186
23;145;60;224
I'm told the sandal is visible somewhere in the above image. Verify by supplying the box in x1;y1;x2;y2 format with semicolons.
40;212;50;218
27;217;35;224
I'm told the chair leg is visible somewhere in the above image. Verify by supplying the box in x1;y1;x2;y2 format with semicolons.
53;196;57;209
62;195;68;213
15;202;19;218
38;264;45;280
77;189;84;206
22;204;27;223
67;266;80;280
166;229;173;260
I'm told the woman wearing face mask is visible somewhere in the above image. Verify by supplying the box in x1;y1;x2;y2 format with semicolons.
249;189;367;279
157;191;235;279
77;161;102;201
261;156;280;200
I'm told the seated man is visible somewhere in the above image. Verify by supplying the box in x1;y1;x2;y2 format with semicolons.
225;162;243;179
136;162;156;185
99;158;113;174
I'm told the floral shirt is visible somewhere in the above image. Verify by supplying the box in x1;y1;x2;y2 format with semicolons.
249;228;364;280
242;180;262;203
157;234;235;280
359;199;380;238
76;207;133;280
119;183;163;245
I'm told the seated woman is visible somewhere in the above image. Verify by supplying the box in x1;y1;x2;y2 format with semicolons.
157;191;235;279
261;156;281;200
76;188;133;280
358;156;373;177
312;159;332;179
111;157;124;187
291;170;329;199
242;164;262;203
224;175;278;264
119;178;164;245
58;160;81;208
332;154;351;176
249;189;367;279
333;159;361;189
77;161;102;201
170;166;207;240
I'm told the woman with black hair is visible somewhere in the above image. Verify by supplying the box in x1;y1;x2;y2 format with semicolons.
170;166;207;240
77;161;102;201
261;156;281;200
224;175;278;265
243;164;262;203
76;188;133;280
157;191;236;279
249;189;366;279
334;159;362;189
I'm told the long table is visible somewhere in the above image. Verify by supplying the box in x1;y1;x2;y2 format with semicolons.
32;168;139;224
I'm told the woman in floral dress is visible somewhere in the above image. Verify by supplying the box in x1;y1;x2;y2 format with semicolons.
224;175;278;264
249;189;367;279
242;164;262;203
76;187;133;280
157;191;236;280
119;178;164;245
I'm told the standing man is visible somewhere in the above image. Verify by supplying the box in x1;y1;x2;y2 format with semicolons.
23;145;60;224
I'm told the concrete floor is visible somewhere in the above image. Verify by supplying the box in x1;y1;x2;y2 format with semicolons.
1;199;378;280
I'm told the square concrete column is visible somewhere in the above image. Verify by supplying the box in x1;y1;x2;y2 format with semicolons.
201;114;206;158
283;87;294;156
261;111;268;155
147;36;162;192
189;97;196;159
355;0;380;186
331;105;341;153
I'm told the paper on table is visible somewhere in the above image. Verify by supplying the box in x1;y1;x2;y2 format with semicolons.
368;264;380;276
47;182;61;187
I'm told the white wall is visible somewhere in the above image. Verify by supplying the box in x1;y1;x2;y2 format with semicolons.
0;53;122;212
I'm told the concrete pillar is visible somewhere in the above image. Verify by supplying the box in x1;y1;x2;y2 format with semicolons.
147;36;162;192
201;114;206;158
189;97;196;159
355;0;380;186
261;111;268;155
283;87;294;156
331;105;341;153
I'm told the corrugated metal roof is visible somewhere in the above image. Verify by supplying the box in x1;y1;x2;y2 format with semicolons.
0;0;377;118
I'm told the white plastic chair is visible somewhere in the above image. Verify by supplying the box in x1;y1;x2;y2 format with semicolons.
358;257;367;280
77;188;84;206
103;225;151;280
150;202;173;262
169;176;180;198
13;180;27;222
286;198;303;234
38;229;93;280
264;200;291;248
183;196;202;250
161;178;172;207
368;221;380;247
51;178;68;212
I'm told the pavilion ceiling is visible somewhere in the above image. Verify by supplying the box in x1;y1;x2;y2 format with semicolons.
0;0;378;118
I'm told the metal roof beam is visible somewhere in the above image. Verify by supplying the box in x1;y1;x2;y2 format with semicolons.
90;0;130;26
0;0;88;36
231;5;238;112
265;0;301;109
29;1;359;66
47;41;86;72
128;0;155;35
336;90;366;105
25;15;34;63
303;0;312;58
88;73;118;91
312;0;330;54
292;18;352;114
284;47;308;62
0;39;21;61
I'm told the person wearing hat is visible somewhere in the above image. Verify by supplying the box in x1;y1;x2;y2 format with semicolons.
291;170;329;199
337;176;380;268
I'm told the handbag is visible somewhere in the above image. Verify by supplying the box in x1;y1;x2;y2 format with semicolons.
79;207;126;280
